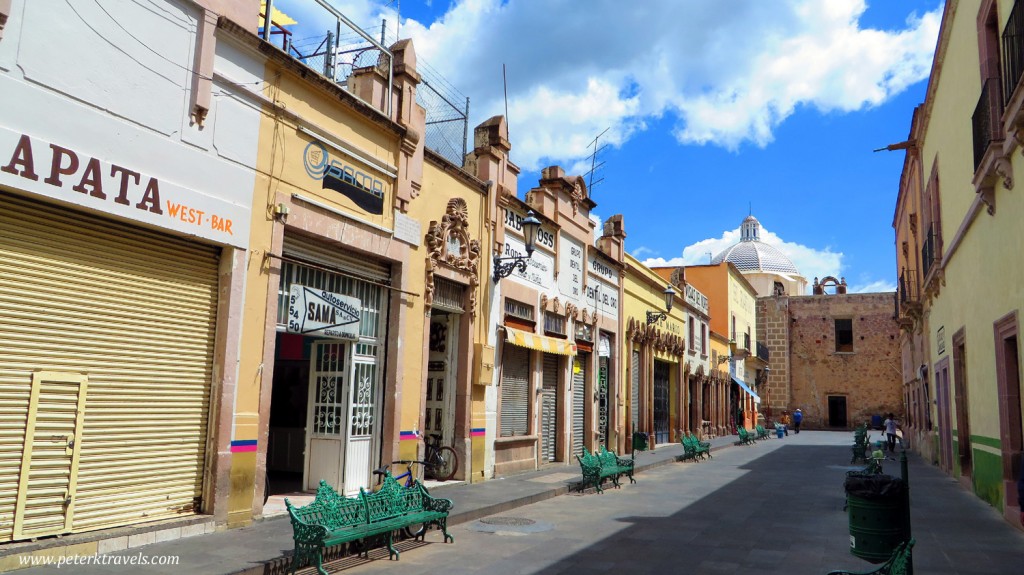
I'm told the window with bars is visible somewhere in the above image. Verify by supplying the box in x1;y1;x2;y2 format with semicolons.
544;312;566;336
701;324;708;356
504;298;535;321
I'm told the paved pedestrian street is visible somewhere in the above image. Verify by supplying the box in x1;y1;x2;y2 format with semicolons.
326;432;1024;575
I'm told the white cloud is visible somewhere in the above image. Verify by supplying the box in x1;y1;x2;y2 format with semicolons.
642;224;844;290
631;246;656;258
395;0;941;170
849;279;896;293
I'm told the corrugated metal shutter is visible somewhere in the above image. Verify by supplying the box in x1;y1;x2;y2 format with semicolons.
0;192;218;541
572;357;586;458
540;354;559;462
631;350;640;432
499;346;529;437
282;234;390;282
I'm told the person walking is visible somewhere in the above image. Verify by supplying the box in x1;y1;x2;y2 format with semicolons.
780;411;791;436
793;408;803;434
884;413;899;453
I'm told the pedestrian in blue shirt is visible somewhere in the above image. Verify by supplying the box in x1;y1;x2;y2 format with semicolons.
793;408;803;434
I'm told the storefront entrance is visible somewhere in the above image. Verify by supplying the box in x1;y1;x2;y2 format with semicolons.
426;312;458;452
540;354;560;462
653;360;671;444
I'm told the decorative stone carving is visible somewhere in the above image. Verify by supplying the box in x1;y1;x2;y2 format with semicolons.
425;198;480;321
540;294;549;311
552;297;561;314
565;302;579;321
570;179;584;215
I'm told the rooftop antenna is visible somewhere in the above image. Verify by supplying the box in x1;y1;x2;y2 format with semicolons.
584;127;610;194
503;64;510;140
707;251;713;264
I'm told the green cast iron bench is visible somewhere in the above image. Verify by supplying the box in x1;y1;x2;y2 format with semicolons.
735;427;757;446
679;432;710;461
755;424;771;440
826;538;914;575
576;446;634;493
285;475;454;575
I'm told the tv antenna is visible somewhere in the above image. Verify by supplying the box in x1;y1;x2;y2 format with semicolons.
583;127;610;195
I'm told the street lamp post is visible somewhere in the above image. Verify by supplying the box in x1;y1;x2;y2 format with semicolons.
493;210;542;282
646;285;676;325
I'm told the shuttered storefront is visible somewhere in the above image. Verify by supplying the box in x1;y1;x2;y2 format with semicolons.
499;346;530;437
0;191;219;542
571;356;586;458
540;354;559;462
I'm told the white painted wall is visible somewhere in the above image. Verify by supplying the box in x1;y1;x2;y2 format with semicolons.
0;0;260;248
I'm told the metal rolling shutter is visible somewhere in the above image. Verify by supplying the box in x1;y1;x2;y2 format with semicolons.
0;192;219;541
499;346;529;437
540;354;559;462
631;350;640;432
572;358;586;458
282;235;390;282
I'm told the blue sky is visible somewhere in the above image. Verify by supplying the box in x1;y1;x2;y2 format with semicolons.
271;0;944;293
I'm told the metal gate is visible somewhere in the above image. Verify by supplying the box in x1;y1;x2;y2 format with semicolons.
540;354;559;462
572;356;587;457
0;191;220;542
500;346;530;436
653;361;670;444
597;357;609;448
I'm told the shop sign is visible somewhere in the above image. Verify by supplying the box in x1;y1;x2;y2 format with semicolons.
558;234;585;300
588;253;618;285
503;235;554;288
303;140;390;216
287;284;361;341
0;129;249;248
684;284;708;315
584;276;619;321
503;206;555;251
936;326;945;355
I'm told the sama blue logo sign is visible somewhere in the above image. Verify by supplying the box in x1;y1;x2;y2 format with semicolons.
303;141;387;215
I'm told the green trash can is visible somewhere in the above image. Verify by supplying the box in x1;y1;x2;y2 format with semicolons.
845;474;908;563
632;431;648;453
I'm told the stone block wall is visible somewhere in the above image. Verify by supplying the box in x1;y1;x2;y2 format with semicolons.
757;296;791;418
786;293;902;430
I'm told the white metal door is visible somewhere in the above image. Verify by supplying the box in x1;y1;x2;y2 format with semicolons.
426;313;457;448
345;349;378;495
305;342;348;491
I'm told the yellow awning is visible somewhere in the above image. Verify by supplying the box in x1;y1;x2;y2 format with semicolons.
260;2;297;26
504;327;577;356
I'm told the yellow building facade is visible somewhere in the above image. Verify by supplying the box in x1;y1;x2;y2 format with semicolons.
622;254;687;448
223;25;504;526
894;0;1024;524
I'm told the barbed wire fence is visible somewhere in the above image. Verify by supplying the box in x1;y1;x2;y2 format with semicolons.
261;7;469;167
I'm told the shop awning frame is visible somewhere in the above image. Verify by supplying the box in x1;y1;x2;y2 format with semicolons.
503;326;577;356
732;376;761;403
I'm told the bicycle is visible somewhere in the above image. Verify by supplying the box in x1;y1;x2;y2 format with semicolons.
372;460;430;539
422;433;458;482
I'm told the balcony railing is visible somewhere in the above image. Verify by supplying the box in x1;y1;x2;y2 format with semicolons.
973;76;1005;172
898;268;918;305
756;342;769;362
921;226;940;278
1003;0;1024;105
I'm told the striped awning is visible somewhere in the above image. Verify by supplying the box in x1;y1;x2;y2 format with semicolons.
504;327;577;356
732;376;761;403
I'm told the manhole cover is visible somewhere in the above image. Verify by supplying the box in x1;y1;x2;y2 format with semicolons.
479;517;536;526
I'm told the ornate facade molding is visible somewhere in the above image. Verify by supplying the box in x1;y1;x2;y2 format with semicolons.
424;198;481;321
625;316;684;356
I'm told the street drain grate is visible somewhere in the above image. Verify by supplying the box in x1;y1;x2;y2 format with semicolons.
479;517;535;526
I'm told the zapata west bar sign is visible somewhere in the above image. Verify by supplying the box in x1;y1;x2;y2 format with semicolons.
302;139;388;215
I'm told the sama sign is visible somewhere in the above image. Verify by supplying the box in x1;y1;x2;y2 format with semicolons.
303;140;388;215
287;285;362;341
